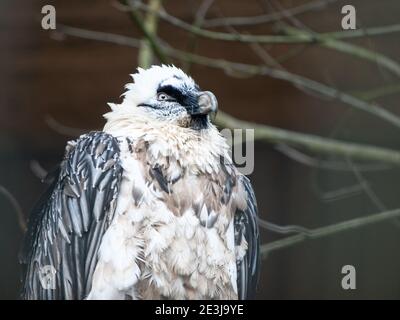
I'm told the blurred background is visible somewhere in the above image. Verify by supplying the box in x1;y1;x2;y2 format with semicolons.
1;0;400;299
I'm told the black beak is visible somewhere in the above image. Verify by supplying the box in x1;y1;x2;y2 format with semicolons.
193;91;218;115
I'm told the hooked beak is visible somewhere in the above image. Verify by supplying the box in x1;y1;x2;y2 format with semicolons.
195;91;218;115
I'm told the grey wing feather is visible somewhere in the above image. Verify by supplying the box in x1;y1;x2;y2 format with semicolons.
235;175;260;300
19;131;123;300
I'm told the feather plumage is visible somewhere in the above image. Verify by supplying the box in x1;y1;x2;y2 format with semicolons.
20;132;123;299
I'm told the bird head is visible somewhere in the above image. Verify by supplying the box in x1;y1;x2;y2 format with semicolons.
121;65;218;130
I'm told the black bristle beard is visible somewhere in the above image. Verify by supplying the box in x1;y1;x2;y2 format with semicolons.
190;115;210;130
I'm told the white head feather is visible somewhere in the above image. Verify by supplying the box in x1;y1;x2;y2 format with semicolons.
118;65;195;108
103;65;231;172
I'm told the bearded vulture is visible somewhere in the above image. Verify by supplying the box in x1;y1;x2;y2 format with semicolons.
20;65;260;300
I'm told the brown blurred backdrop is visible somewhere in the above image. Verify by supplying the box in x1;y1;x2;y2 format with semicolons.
1;0;400;299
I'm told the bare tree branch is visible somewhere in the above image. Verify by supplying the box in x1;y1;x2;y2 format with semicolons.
318;183;365;202
326;23;400;40
202;0;337;28
261;208;400;258
346;157;386;211
56;24;400;128
183;0;216;71
258;218;312;235
122;0;169;63
54;25;141;47
137;0;162;68
275;144;390;172
56;25;141;48
215;111;400;166
130;1;400;44
352;83;400;101
267;0;311;30
282;26;400;78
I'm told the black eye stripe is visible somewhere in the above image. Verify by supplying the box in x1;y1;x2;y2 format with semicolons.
157;85;197;106
157;85;184;101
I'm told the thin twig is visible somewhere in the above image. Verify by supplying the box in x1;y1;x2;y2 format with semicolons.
54;25;141;47
215;111;400;166
326;24;400;40
275;144;390;172
56;24;400;128
352;83;400;101
132;0;400;91
261;208;400;258
347;157;386;211
282;26;400;78
44;115;88;137
56;24;141;48
275;45;308;63
183;0;216;72
123;0;169;63
268;0;311;30
258;218;312;235
319;183;365;202
0;185;27;232
130;1;400;44
129;0;307;44
202;0;336;28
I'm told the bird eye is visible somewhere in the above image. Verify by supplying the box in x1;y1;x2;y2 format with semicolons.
157;92;174;101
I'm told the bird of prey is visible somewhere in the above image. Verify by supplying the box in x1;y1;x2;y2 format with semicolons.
20;65;260;300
